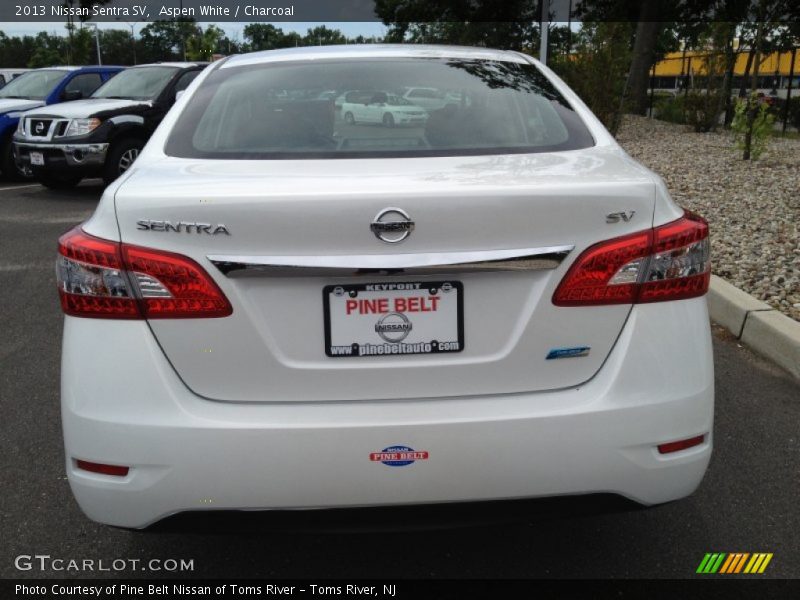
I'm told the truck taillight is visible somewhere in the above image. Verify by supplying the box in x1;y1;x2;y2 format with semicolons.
57;227;232;319
553;211;710;306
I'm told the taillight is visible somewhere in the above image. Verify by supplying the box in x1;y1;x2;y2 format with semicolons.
553;211;710;306
57;230;139;318
57;227;232;319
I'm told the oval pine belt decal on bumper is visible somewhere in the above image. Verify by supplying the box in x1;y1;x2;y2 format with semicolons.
370;446;430;467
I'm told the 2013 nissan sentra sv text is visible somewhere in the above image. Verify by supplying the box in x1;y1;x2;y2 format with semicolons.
57;45;714;528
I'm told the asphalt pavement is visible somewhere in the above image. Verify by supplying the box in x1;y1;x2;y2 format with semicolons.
1;181;798;579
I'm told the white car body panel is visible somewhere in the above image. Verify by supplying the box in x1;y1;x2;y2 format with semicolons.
66;45;713;527
63;298;713;529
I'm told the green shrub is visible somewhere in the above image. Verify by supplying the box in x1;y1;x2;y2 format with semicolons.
655;95;686;124
683;91;723;132
731;96;775;160
769;96;800;130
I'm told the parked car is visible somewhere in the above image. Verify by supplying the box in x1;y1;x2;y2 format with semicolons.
402;86;471;112
0;65;121;179
13;62;205;188
0;68;30;89
341;90;428;127
57;45;713;528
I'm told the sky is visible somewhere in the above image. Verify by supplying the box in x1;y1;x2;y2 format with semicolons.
0;21;388;41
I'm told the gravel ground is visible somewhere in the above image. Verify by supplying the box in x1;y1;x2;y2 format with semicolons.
617;115;800;322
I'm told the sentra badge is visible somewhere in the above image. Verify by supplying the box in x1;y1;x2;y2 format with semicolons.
137;220;230;235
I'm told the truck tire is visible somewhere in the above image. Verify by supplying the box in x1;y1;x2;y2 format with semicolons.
104;138;144;185
1;135;28;181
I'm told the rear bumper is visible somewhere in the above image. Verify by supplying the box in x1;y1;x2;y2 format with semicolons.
61;299;714;528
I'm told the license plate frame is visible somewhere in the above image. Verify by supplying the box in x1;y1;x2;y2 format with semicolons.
29;151;44;166
323;281;464;358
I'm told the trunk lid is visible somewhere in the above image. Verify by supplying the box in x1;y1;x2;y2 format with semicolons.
115;148;655;402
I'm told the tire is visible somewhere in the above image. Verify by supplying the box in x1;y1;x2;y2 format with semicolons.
38;174;82;189
382;113;395;128
344;111;355;125
104;138;144;185
0;135;29;181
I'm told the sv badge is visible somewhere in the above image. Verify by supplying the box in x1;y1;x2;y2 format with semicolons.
606;211;636;223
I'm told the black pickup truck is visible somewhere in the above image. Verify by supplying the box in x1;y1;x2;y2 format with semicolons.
14;62;206;188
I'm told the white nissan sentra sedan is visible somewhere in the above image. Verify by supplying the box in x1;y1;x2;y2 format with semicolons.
57;45;713;528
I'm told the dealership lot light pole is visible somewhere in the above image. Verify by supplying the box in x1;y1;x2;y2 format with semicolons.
86;23;102;66
539;0;549;64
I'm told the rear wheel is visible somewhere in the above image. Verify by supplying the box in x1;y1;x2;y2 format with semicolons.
382;113;395;128
38;174;82;189
344;111;355;125
104;138;143;185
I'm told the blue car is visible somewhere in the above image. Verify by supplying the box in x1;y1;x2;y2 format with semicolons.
0;65;122;179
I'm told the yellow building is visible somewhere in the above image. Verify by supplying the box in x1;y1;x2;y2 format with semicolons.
652;50;799;94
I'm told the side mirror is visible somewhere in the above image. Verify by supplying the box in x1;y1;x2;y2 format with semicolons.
62;90;82;102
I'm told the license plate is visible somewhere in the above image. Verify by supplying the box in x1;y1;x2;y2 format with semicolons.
29;152;44;166
323;281;464;358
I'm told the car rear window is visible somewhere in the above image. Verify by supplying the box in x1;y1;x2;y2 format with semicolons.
165;58;594;159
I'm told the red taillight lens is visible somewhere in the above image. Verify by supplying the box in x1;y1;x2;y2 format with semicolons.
57;229;139;318
553;211;710;307
657;435;705;454
57;227;232;319
75;459;130;477
638;211;710;303
123;246;232;318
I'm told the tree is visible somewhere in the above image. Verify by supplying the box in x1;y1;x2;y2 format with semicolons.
61;0;111;63
550;22;633;134
303;26;347;46
97;29;138;65
138;20;200;62
27;32;67;67
282;32;303;48
627;19;666;115
186;25;225;61
243;23;287;51
0;32;39;68
739;0;799;157
375;0;537;50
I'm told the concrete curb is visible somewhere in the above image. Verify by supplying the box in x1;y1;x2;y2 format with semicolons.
708;275;800;379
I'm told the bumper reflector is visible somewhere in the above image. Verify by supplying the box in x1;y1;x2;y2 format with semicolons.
75;460;130;477
657;435;705;454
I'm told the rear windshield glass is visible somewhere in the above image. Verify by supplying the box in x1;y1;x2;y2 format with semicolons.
165;58;594;159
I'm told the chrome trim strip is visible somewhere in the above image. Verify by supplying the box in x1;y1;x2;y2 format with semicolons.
208;246;574;277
